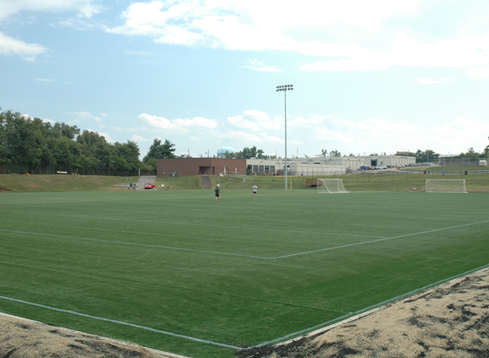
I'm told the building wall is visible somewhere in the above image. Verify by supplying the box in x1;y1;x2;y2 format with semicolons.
246;158;347;175
157;158;246;177
355;155;416;167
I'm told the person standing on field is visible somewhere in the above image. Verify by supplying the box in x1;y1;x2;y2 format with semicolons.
252;184;257;199
215;184;221;201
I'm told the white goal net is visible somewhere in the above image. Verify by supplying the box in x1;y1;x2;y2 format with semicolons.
425;179;467;193
317;179;349;194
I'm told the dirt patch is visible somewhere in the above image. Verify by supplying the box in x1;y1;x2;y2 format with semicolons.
0;313;185;358
239;267;489;358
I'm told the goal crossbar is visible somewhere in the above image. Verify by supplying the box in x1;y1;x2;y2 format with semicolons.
425;179;467;193
317;178;349;194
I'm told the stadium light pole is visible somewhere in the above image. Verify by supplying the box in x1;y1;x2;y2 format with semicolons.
276;84;293;189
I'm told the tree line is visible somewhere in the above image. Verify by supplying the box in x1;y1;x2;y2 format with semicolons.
0;109;175;175
2;107;487;175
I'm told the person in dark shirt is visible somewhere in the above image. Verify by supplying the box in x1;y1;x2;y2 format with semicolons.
215;184;221;201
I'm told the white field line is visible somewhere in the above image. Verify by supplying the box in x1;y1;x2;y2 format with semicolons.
0;295;241;350
0;208;383;239
2;219;488;261
270;220;489;260
0;229;268;259
246;263;489;350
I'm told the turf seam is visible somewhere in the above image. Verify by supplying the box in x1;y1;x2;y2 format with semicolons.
0;295;241;350
0;259;347;316
0;229;269;259
0;208;384;239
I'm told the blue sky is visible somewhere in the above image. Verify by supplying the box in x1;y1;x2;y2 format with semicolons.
2;0;489;159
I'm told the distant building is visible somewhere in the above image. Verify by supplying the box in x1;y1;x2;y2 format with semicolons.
246;158;347;176
157;158;246;177
157;155;416;177
354;155;415;168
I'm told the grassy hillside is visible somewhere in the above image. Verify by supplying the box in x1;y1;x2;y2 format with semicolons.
1;170;488;193
0;174;140;192
158;172;489;193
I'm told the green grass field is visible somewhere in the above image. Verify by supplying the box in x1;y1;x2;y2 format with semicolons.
1;188;488;357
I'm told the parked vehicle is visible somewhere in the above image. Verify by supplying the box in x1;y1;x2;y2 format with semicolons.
144;182;155;189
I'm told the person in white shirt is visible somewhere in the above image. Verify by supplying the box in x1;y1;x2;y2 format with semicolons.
251;184;257;199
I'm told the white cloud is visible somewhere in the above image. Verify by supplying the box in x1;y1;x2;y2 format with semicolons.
124;50;153;56
0;0;100;21
240;59;281;72
222;131;262;142
139;113;217;132
227;110;280;131
67;111;103;122
301;30;489;77
106;0;489;77
132;134;149;141
0;32;47;61
0;0;99;60
435;116;489;139
107;0;422;50
417;78;450;84
288;115;328;128
173;116;217;128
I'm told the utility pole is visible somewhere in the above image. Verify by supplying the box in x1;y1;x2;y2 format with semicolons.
276;84;293;189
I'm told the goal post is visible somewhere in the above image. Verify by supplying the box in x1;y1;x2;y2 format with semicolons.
425;179;467;193
317;178;349;194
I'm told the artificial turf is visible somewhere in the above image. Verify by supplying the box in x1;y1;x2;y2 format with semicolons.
0;189;488;357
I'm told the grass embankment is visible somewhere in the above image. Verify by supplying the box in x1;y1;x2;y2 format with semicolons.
157;171;489;192
1;168;488;192
0;174;140;192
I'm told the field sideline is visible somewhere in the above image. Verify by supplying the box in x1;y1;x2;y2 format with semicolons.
0;189;488;357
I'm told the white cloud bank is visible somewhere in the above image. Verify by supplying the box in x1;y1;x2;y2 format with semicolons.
0;32;47;61
139;113;217;132
222;111;488;155
67;111;103;122
106;0;489;78
0;0;99;60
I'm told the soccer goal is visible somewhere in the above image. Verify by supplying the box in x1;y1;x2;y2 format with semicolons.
317;178;349;194
425;179;467;193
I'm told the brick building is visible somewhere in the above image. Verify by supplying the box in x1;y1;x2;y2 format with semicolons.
157;158;246;177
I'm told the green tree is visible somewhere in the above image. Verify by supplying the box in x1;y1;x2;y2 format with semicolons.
3;111;44;172
143;139;176;162
483;145;489;158
460;147;480;160
416;149;439;163
235;146;264;159
330;150;341;157
396;151;416;157
113;141;140;173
